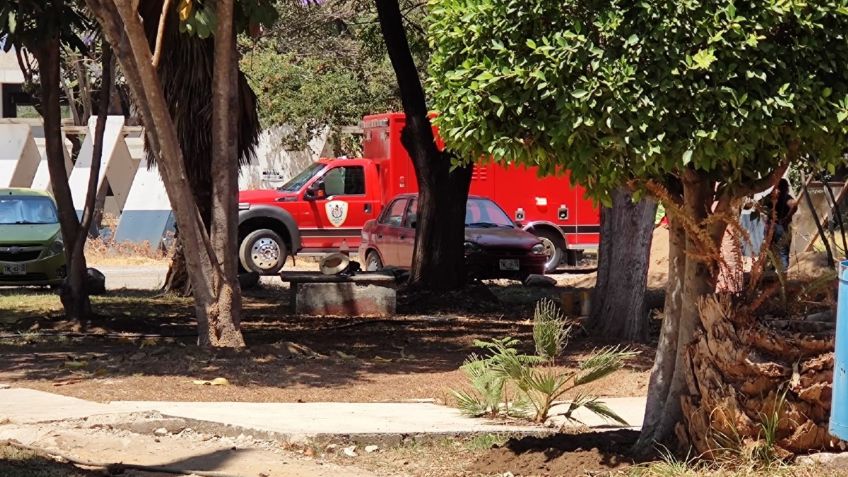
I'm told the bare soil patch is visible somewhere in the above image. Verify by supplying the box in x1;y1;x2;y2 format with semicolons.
470;429;642;477
0;280;652;404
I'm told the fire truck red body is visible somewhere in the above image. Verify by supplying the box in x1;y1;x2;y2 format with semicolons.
236;112;600;275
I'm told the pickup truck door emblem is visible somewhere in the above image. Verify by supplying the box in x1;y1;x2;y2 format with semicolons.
325;200;349;228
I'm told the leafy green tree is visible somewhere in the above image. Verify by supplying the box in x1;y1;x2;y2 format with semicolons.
0;0;107;322
239;0;428;150
429;0;848;451
241;48;399;149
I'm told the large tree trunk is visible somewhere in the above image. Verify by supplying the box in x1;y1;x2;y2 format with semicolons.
208;0;245;348
589;187;657;342
634;173;718;454
375;0;473;291
87;0;244;347
33;4;90;322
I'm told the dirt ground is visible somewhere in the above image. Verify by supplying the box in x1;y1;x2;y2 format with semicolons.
470;429;641;476
0;278;653;405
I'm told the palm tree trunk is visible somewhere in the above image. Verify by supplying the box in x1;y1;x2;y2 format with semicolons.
86;0;244;347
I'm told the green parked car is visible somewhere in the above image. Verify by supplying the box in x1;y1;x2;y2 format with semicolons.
0;188;66;287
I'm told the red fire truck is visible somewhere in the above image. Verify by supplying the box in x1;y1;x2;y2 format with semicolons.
236;112;599;276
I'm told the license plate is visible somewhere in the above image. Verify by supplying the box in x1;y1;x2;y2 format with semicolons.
499;259;520;271
1;263;26;276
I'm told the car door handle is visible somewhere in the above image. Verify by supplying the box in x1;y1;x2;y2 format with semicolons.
364;204;372;213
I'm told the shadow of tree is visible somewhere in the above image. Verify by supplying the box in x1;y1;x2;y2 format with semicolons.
0;281;654;403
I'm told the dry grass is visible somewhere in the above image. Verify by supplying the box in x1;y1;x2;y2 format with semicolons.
626;460;840;477
84;215;172;267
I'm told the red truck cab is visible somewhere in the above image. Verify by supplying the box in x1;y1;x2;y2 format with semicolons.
236;113;599;277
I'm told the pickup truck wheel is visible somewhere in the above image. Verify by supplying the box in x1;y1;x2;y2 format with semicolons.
365;251;383;271
536;230;564;273
239;229;287;274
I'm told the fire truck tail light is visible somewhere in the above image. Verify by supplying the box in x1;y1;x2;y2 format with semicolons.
400;176;406;188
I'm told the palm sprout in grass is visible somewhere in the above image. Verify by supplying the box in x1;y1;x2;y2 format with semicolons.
452;338;539;418
751;387;790;467
574;346;639;386
490;341;636;424
452;353;504;417
451;301;637;424
532;297;570;363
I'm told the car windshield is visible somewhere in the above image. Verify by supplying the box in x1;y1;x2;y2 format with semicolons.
278;163;326;192
465;198;515;228
0;196;59;225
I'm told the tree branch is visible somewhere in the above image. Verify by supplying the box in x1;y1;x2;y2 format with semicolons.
151;0;172;68
79;42;112;239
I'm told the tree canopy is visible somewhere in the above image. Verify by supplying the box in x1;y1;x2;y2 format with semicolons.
239;0;428;148
428;0;848;200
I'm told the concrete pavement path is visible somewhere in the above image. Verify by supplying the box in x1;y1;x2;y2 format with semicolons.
1;387;646;440
0;387;647;476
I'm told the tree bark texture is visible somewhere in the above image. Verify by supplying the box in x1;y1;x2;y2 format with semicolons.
375;0;473;291
589;187;657;342
679;295;839;456
86;0;244;347
208;0;245;347
635;162;793;455
32;2;89;322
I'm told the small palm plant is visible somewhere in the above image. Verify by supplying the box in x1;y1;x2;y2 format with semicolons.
533;297;570;363
452;299;637;424
452;337;538;417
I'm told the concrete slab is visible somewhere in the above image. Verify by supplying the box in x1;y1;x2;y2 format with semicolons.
549;396;646;429
114;401;541;443
0;423;379;477
0;387;646;446
0;388;118;423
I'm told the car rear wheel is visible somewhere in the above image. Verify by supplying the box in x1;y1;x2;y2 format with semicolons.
239;229;287;275
365;251;383;271
536;229;564;273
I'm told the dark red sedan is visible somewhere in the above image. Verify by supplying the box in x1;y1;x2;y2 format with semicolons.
358;194;547;280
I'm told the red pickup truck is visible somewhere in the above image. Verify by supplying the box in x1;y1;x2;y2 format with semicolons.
237;112;599;277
